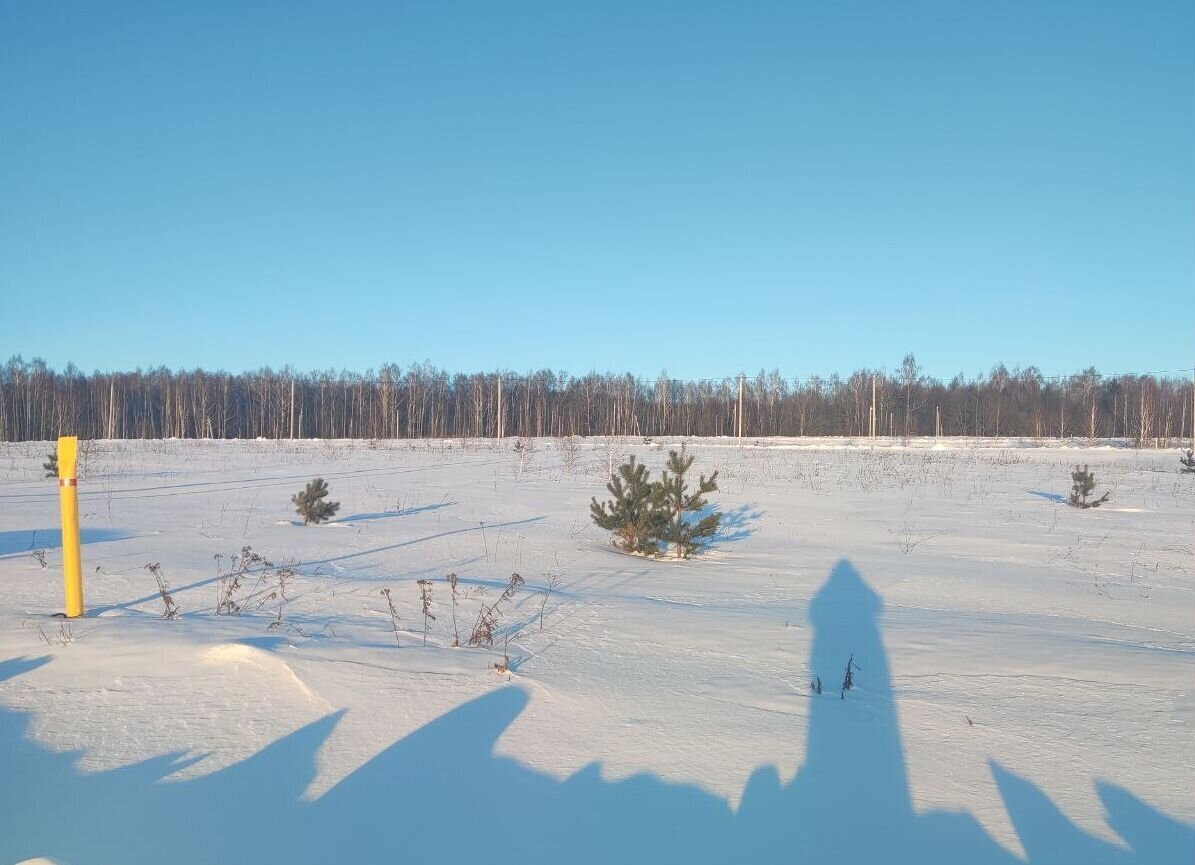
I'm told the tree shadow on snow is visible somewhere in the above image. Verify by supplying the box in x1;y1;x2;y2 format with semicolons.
1027;490;1068;504
0;656;51;683
1;561;1191;864
0;528;135;558
332;501;457;524
689;502;763;548
304;516;544;569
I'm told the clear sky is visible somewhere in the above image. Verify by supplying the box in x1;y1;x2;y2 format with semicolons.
2;1;1192;381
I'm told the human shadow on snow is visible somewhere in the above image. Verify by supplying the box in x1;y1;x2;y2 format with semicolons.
1;561;1191;864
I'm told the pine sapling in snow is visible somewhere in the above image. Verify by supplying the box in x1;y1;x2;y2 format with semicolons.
657;447;721;559
590;455;668;556
43;451;58;479
1180;449;1195;474
292;477;340;525
1068;464;1110;509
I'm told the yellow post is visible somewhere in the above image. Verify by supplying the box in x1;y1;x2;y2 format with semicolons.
58;436;84;618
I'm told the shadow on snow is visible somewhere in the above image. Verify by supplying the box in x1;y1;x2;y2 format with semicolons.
332;501;457;524
1026;490;1068;504
90;518;538;615
1;561;1191;864
0;528;135;558
705;502;763;547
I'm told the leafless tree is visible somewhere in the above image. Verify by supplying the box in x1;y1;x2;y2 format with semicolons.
557;434;580;475
1;356;1188;445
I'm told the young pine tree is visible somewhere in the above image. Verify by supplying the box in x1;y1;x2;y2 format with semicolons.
1180;449;1195;474
1068;464;1110;509
43;451;58;479
292;477;340;525
590;455;668;556
657;447;721;559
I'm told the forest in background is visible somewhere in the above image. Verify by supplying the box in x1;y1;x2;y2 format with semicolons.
1;355;1191;445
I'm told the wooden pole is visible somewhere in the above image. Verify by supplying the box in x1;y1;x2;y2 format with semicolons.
870;375;877;439
737;374;744;438
497;375;504;440
1060;385;1066;440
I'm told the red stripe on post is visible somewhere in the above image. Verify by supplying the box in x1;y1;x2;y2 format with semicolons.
59;478;78;487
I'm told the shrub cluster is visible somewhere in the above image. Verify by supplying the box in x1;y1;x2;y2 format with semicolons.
591;447;722;559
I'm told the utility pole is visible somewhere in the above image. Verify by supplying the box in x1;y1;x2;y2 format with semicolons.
289;378;295;439
1060;384;1066;440
870;375;877;439
497;374;504;440
935;404;941;439
737;373;744;438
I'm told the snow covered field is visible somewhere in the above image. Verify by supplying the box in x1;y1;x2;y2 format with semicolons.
1;437;1192;864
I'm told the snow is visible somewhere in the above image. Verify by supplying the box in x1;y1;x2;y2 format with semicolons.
0;437;1191;863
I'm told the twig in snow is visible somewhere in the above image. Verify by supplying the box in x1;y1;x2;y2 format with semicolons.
380;588;401;646
446;572;461;646
840;654;857;699
144;562;181;619
417;578;436;645
538;571;562;632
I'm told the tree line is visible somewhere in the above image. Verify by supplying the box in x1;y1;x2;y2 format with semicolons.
1;355;1190;445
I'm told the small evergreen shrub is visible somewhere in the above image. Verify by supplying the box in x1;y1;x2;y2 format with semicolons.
1180;449;1195;474
292;477;340;525
43;451;58;479
590;455;668;556
658;447;721;559
1068;464;1110;509
590;449;723;558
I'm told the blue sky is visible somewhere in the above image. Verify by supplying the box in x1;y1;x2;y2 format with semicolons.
2;1;1192;381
